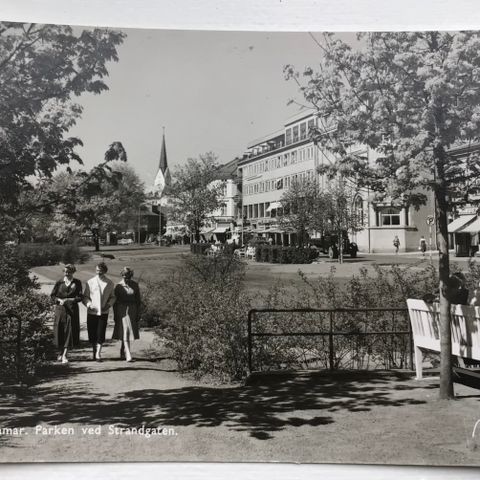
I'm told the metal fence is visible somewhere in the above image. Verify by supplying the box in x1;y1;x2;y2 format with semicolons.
0;313;22;383
247;307;412;374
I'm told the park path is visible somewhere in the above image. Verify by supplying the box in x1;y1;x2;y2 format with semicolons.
1;269;480;465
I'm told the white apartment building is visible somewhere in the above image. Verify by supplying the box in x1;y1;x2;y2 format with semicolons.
238;111;434;252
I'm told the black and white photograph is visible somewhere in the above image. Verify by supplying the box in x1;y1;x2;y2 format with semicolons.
3;10;480;472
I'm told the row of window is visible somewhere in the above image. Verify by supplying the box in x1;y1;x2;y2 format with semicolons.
244;170;315;195
244;146;315;177
285;118;316;145
240;201;407;228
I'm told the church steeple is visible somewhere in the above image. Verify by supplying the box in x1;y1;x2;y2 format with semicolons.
153;127;171;197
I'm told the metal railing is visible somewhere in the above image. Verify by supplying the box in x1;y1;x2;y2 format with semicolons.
247;307;412;374
0;313;22;383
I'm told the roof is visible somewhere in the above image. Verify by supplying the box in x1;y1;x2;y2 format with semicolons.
458;216;480;233
215;157;239;180
448;215;476;233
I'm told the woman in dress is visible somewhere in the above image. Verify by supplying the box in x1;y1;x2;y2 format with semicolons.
112;267;141;362
50;264;83;363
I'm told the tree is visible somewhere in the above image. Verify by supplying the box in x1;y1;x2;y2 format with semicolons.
37;154;144;249
285;31;480;399
278;178;322;247
165;153;225;242
317;181;365;262
0;22;125;239
7;141;129;247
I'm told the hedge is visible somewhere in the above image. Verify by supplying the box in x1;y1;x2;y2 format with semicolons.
254;245;319;264
15;242;90;267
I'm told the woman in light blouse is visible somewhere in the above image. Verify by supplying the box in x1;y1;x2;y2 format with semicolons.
50;264;83;363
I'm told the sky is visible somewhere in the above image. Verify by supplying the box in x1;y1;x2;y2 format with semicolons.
68;28;354;186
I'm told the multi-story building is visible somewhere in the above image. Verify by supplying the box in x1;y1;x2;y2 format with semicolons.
201;158;241;243
238;111;434;253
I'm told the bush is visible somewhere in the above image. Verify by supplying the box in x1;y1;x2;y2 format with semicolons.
190;243;211;255
253;264;439;372
146;254;252;381
15;242;90;267
0;247;54;383
254;245;318;264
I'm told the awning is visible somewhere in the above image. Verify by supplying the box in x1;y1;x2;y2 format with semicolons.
213;227;229;234
266;201;282;213
448;215;476;233
458;217;480;234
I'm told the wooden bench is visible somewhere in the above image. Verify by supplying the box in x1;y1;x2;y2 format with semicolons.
407;299;480;380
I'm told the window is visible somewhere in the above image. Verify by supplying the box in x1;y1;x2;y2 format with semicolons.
378;207;401;226
300;122;307;140
293;125;299;142
307;118;315;135
220;203;227;216
291;151;297;164
276;156;282;168
286;128;292;145
354;196;364;226
283;154;289;167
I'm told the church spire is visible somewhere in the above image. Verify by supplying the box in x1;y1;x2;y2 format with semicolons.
159;127;169;175
153;127;171;197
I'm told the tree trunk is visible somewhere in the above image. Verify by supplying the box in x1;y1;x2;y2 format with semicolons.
435;153;454;400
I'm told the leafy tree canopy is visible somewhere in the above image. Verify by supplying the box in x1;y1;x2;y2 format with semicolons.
0;22;125;218
165;153;225;240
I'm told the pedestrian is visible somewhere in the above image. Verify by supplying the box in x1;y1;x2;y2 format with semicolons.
83;262;116;361
112;267;141;362
393;235;400;254
50;264;82;364
447;272;469;305
419;235;427;256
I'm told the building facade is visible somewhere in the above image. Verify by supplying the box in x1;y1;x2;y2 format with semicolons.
238;111;435;253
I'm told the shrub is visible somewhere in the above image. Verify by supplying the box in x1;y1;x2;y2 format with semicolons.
254;245;318;264
190;243;211;255
0;286;54;383
15;242;90;267
147;254;252;381
253;264;439;372
0;247;55;384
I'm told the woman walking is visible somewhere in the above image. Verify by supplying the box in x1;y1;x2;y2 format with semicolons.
83;262;116;361
50;264;82;363
113;267;141;362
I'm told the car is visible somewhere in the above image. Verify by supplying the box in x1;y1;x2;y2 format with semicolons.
117;238;134;245
310;232;358;258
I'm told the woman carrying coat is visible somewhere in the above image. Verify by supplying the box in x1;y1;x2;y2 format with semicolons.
50;264;82;363
112;267;141;362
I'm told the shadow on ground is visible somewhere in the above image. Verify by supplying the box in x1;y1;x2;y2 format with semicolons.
0;370;438;442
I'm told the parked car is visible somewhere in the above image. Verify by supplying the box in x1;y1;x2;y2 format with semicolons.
117;238;134;246
310;232;358;258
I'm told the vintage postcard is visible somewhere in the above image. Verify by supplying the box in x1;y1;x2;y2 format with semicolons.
2;21;480;467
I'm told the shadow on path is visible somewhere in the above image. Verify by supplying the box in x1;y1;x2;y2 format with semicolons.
0;370;438;441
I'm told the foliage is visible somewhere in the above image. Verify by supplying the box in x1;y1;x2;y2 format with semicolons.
0;22;125;240
14;242;90;267
253;264;439;373
145;254;251;381
0;285;54;383
0;247;54;383
279;178;323;246
165;153;225;242
0;245;38;291
285;31;480;398
254;245;319;264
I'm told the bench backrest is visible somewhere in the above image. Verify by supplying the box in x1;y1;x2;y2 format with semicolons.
407;299;480;361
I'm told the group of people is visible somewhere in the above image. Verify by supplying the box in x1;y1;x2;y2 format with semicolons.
50;262;141;364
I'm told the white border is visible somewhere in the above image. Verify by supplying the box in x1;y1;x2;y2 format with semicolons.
2;1;480;478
